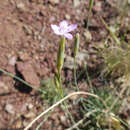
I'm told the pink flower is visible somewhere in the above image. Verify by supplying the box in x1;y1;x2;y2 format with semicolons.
51;20;77;40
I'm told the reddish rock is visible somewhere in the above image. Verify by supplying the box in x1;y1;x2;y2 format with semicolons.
16;62;40;89
6;65;16;75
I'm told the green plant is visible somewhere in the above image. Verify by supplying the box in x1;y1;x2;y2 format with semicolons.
102;43;130;80
79;86;129;130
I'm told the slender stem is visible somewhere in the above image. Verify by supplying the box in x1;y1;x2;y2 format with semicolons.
87;0;94;29
66;109;98;130
73;57;79;91
56;37;66;98
108;84;128;112
57;71;64;98
85;65;94;93
100;16;121;45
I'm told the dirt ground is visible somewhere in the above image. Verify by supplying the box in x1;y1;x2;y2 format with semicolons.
0;0;126;129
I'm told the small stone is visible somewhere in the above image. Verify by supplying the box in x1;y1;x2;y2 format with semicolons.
18;51;30;61
6;65;16;75
50;0;59;4
16;62;40;88
127;118;130;126
23;25;33;35
57;126;62;130
17;2;25;9
24;112;35;119
23;120;30;127
0;81;9;94
64;56;74;69
5;104;15;115
93;1;102;12
128;0;130;4
110;26;116;33
100;29;107;37
89;18;99;27
60;115;66;123
8;56;16;66
27;103;33;110
64;51;89;69
16;2;26;11
77;51;89;66
83;29;92;42
65;14;70;20
14;119;22;129
60;115;67;126
76;9;81;14
128;96;130;102
49;16;56;22
73;0;80;7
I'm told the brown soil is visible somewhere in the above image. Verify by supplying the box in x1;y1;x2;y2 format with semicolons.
0;0;121;129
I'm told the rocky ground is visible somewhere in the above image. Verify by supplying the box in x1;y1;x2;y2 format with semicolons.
0;0;129;129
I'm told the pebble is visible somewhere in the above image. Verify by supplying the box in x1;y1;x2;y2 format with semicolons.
128;96;130;102
0;81;9;94
14;119;22;129
51;0;60;4
23;25;33;35
18;51;30;61
109;26;116;33
23;120;30;127
64;51;89;69
65;14;70;20
16;2;25;10
83;29;92;42
93;1;102;12
8;56;16;66
5;104;15;115
27;103;34;110
49;16;56;22
60;115;67;126
60;115;66;123
89;18;99;27
76;9;81;14
127;118;130;126
128;0;130;4
77;51;89;65
73;0;80;7
24;112;35;119
16;61;40;88
64;56;74;69
100;29;107;37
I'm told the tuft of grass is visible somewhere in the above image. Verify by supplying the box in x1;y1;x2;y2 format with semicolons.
78;86;129;130
102;42;130;80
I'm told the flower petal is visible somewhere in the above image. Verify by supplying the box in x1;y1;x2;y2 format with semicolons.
59;20;68;28
51;24;61;35
64;33;73;40
67;24;77;32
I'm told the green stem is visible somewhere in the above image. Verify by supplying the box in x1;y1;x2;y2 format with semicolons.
100;16;121;45
73;57;79;91
85;65;94;93
58;71;64;98
56;37;66;98
87;0;94;29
